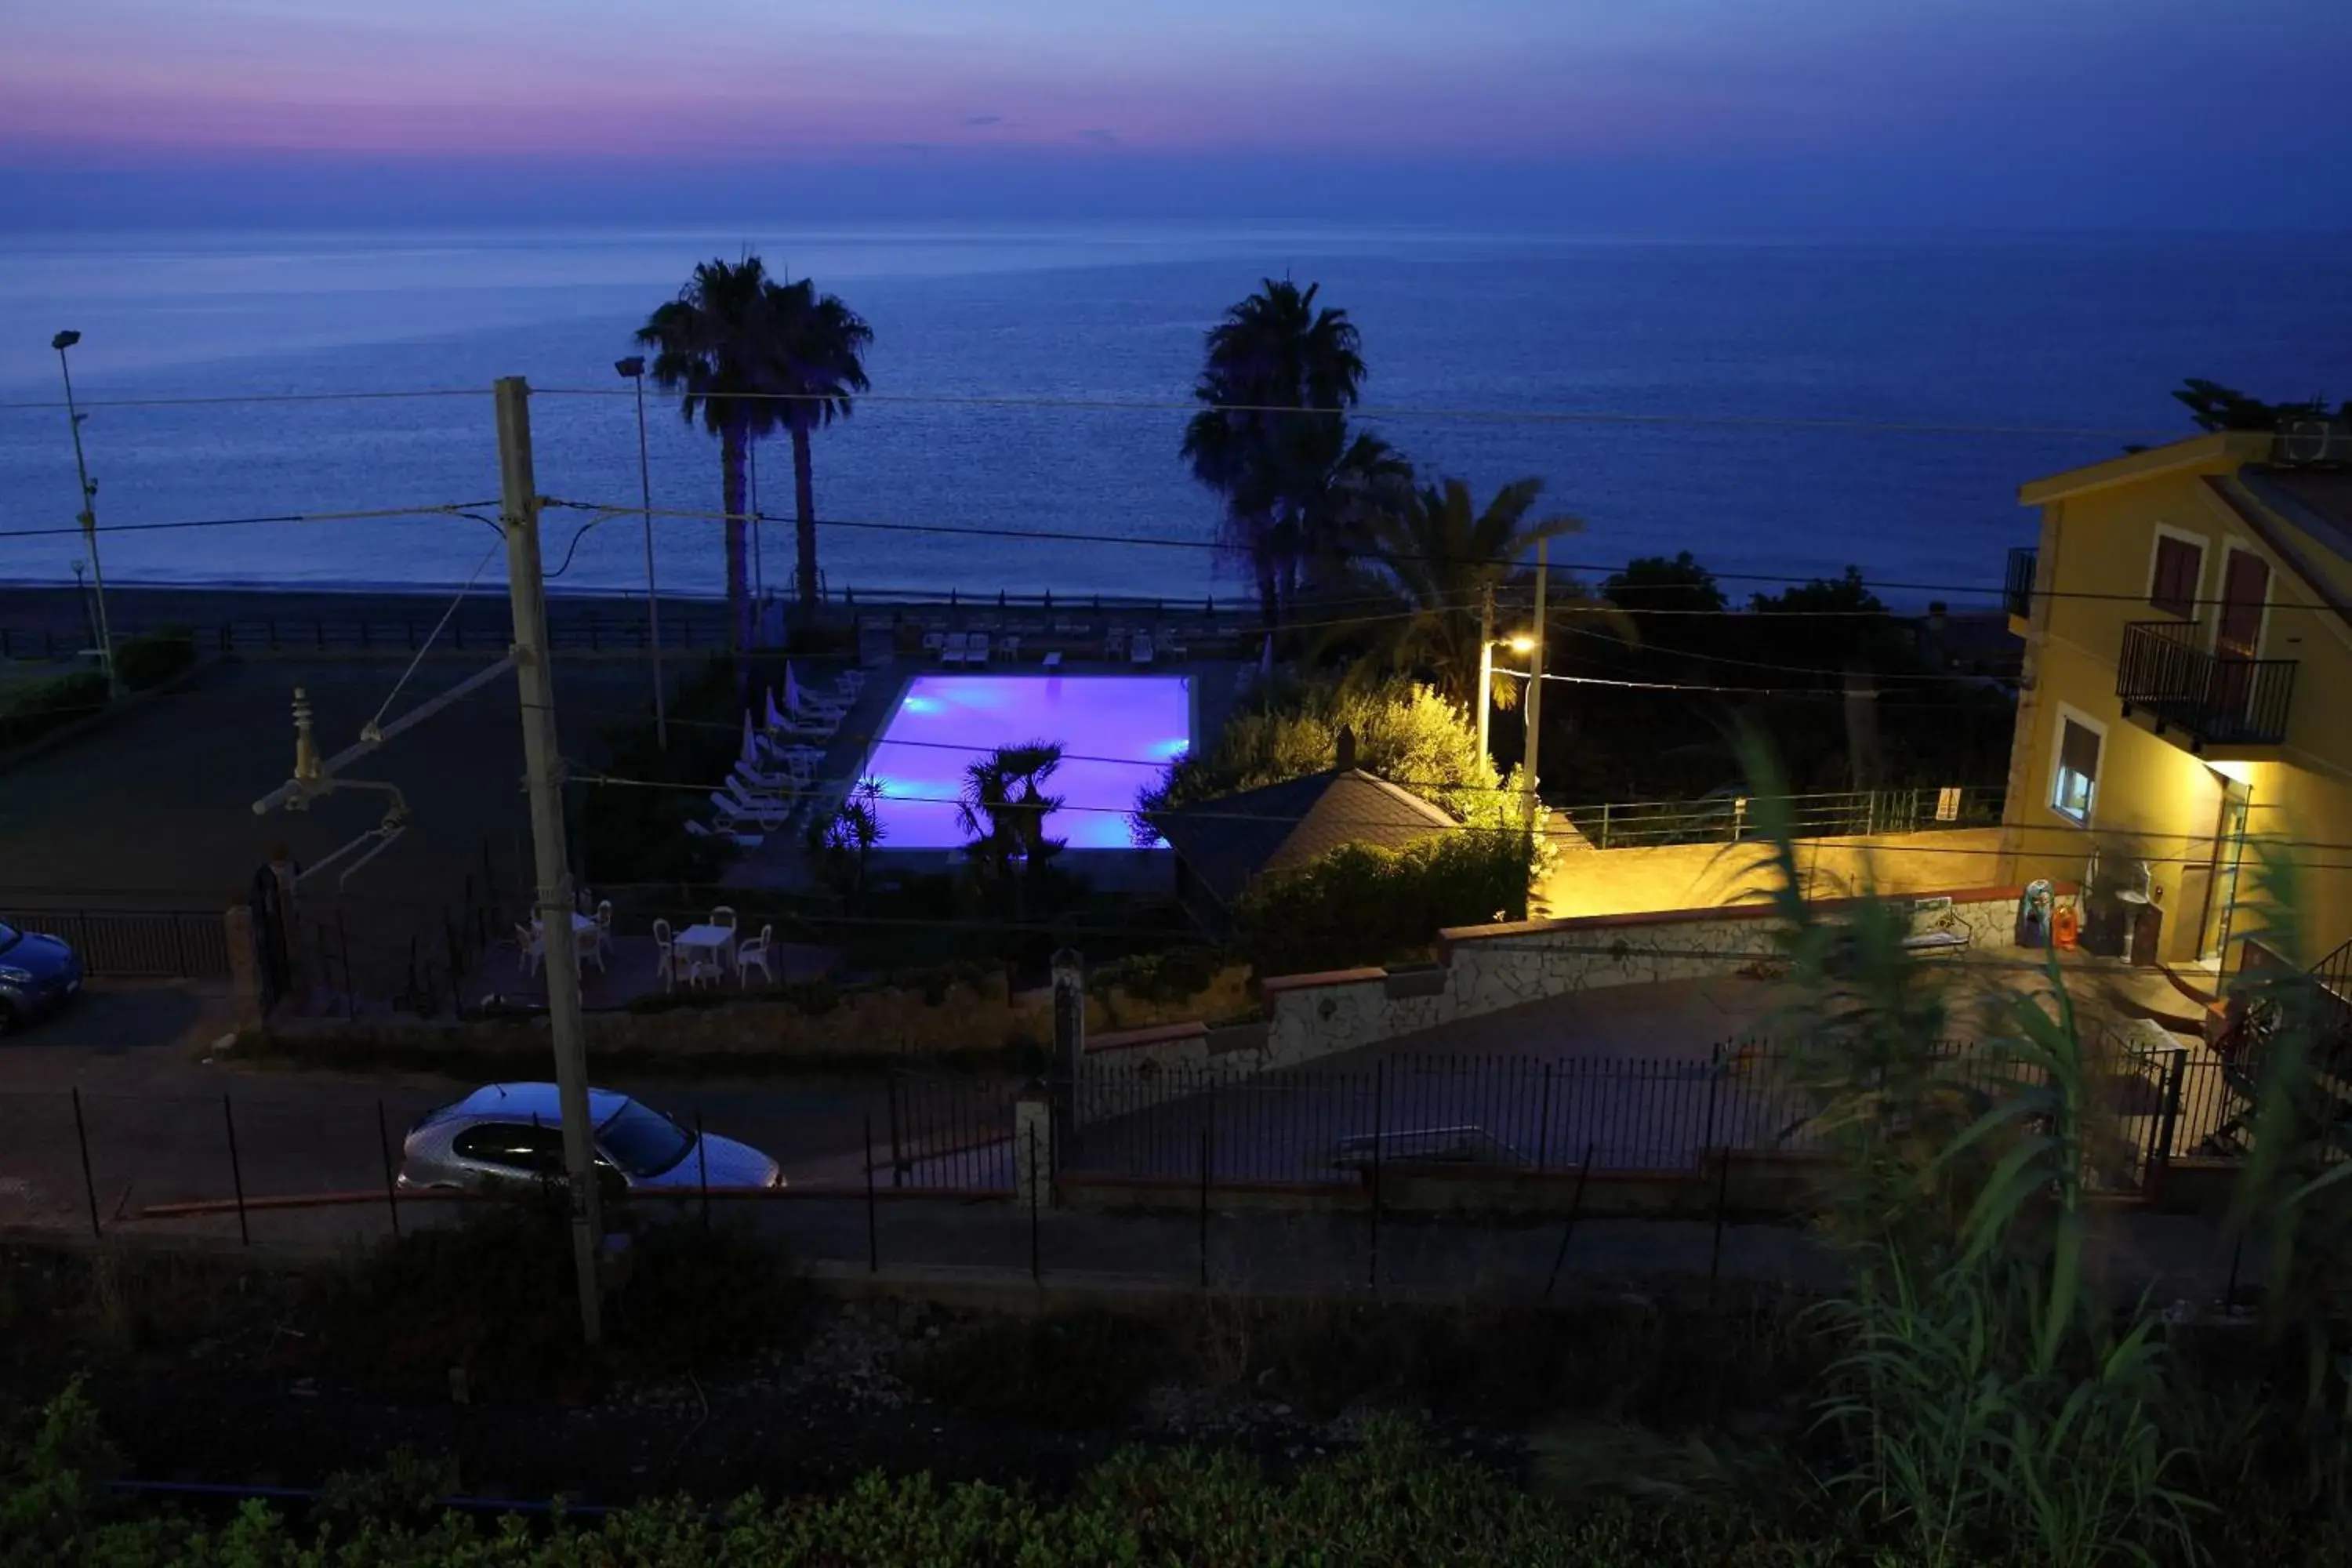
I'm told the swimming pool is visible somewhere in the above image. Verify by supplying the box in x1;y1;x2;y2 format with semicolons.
858;673;1194;850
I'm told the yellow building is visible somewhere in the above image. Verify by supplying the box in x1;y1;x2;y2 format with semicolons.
2000;426;2352;975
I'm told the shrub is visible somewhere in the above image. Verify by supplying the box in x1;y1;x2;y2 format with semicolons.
0;671;109;750
898;1312;1171;1428
111;626;197;691
1232;829;1530;975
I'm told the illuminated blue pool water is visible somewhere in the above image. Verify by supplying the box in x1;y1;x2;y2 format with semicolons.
860;674;1194;850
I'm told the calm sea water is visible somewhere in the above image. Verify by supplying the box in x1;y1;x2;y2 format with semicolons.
0;226;2344;610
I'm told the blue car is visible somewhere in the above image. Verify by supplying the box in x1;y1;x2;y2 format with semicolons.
0;918;84;1036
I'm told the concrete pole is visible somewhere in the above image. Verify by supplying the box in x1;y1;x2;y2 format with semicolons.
627;368;668;751
493;376;604;1347
53;336;121;698
1524;541;1546;831
1476;583;1494;764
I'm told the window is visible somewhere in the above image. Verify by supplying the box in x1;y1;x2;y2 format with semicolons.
2150;533;2204;619
452;1122;566;1176
597;1099;695;1178
2052;717;2101;826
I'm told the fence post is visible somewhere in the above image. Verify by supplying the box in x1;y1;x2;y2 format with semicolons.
863;1114;879;1274
695;1109;711;1230
71;1088;101;1240
223;1095;249;1247
2148;1047;2187;1202
1537;1063;1555;1171
1708;1145;1732;1305
1542;1143;1596;1303
887;1076;905;1189
1198;1127;1211;1290
1599;802;1610;850
1368;1061;1385;1292
1027;1121;1042;1284
376;1099;401;1238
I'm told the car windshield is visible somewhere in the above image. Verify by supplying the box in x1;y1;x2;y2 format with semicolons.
597;1099;695;1178
0;921;16;953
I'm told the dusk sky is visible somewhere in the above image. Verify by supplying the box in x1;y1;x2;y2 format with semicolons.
3;0;2349;230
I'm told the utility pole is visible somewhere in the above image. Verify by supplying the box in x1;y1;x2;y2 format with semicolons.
1524;540;1546;831
494;376;604;1347
1476;583;1494;763
52;332;120;697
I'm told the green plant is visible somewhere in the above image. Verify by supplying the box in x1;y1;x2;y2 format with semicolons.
1734;727;2200;1568
806;776;886;909
1232;829;1529;975
0;670;108;750
898;1312;1168;1428
111;626;197;690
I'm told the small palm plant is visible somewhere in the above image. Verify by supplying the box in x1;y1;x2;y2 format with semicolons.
806;776;885;911
956;742;1066;919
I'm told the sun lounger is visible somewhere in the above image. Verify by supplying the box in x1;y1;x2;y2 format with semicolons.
711;791;789;831
1156;629;1188;659
942;632;970;666
921;630;946;655
1131;630;1155;666
970;633;992;665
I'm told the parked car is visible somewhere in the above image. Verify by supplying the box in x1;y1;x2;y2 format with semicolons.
397;1083;783;1194
0;918;84;1036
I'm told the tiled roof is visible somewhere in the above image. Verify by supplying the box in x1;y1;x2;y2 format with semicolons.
1149;768;1459;907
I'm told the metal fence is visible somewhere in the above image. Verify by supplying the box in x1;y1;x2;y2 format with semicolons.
1067;1039;2215;1196
1559;786;2006;850
1;906;230;978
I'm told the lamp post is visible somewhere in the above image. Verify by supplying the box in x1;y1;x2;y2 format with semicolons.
52;332;119;697
615;358;667;750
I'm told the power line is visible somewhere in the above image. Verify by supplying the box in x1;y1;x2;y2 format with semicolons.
529;383;2175;441
0;501;504;542
0;389;485;412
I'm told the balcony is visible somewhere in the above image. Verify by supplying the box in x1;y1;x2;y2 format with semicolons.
2116;621;2296;751
2004;546;2037;625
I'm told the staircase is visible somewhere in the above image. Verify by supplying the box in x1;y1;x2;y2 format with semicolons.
2198;938;2352;1159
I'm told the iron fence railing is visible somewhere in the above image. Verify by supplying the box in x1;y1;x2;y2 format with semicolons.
2117;620;2296;750
1559;786;2005;850
1;907;230;978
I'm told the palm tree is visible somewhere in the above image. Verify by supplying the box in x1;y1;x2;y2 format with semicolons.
767;276;873;615
1181;280;1367;628
635;258;872;649
956;742;1066;916
1334;476;1581;707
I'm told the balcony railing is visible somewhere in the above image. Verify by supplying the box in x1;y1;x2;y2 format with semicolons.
2005;546;2037;621
2116;620;2296;750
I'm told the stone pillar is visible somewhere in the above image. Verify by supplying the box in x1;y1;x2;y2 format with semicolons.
222;903;263;1030
1013;1090;1054;1210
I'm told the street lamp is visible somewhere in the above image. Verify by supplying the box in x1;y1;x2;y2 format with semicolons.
615;357;667;750
1475;633;1537;759
52;330;120;698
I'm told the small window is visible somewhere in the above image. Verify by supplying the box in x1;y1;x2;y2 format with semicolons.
2052;718;2101;826
452;1122;565;1175
2150;535;2203;619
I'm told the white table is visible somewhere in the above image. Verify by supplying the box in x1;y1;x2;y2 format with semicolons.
673;922;737;978
533;912;597;936
535;910;604;970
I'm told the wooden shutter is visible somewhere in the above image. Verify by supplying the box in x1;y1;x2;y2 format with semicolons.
2150;535;2201;618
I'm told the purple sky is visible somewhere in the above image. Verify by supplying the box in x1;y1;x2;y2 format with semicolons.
4;0;2348;230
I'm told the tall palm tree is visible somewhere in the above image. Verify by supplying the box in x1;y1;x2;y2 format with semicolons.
1334;476;1582;707
635;258;872;649
767;276;873;615
1181;280;1367;628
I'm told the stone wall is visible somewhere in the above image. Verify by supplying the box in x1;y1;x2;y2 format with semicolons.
1145;884;2054;1084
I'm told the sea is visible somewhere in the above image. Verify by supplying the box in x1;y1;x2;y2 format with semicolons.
1;226;2345;612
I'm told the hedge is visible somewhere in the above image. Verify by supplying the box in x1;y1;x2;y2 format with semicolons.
1234;829;1530;976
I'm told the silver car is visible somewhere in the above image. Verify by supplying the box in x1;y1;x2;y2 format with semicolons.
397;1083;784;1194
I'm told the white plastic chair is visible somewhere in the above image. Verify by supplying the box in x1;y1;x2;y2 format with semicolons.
736;924;776;987
514;923;544;978
1131;630;1156;666
652;917;674;992
942;632;970;666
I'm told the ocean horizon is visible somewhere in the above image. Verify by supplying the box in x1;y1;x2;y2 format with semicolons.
2;223;2346;612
